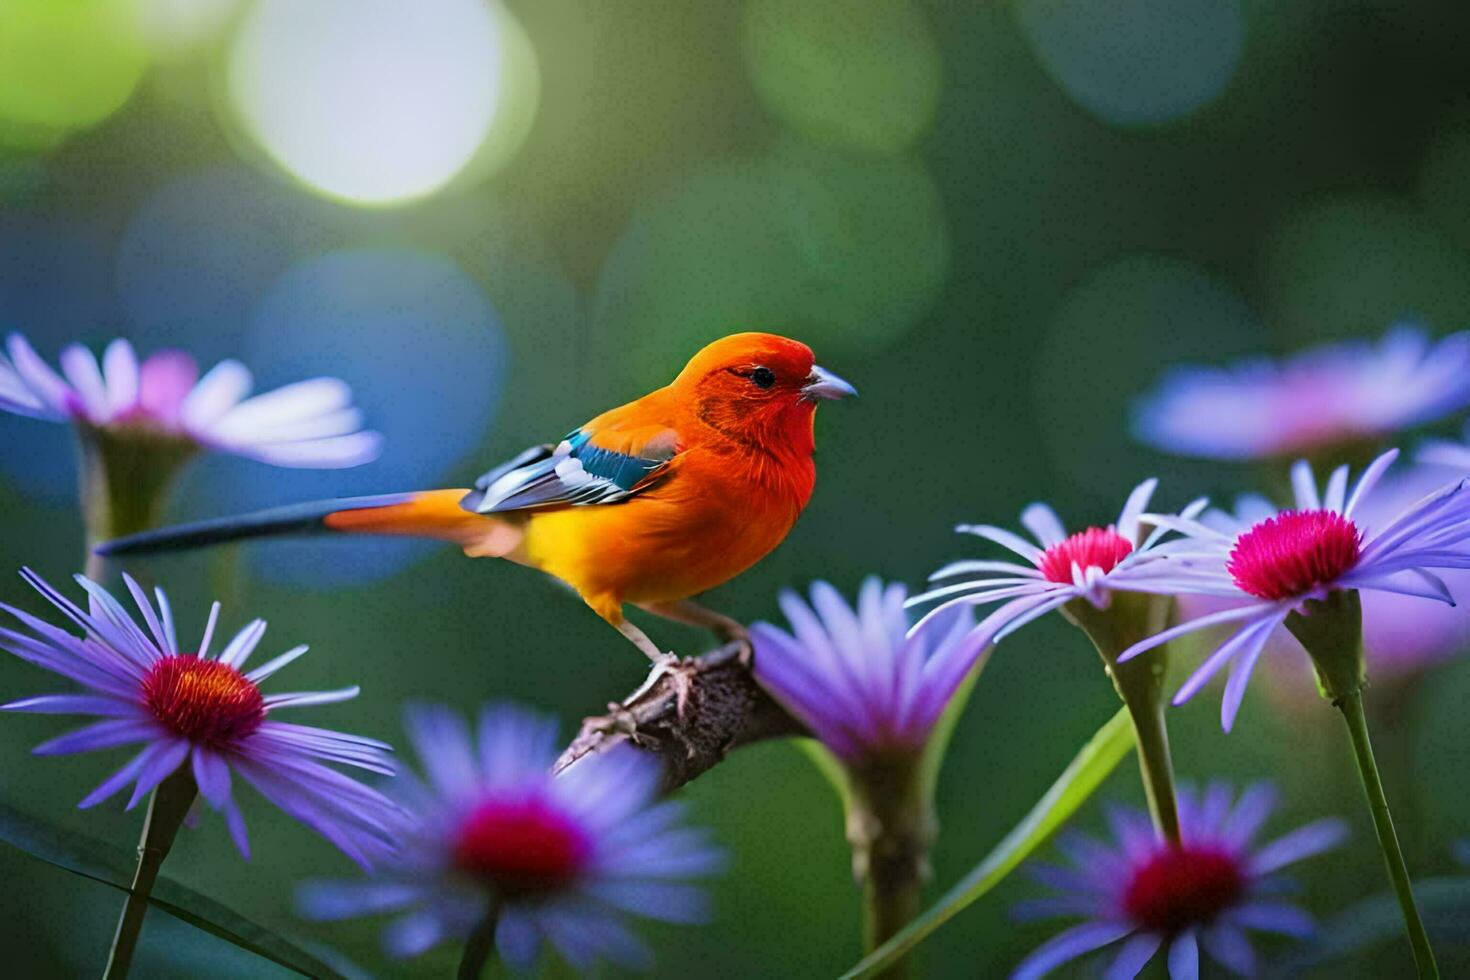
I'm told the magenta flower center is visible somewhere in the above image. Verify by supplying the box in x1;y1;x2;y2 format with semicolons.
141;655;266;747
1037;527;1134;584
1123;844;1246;933
1227;509;1362;600
452;797;591;895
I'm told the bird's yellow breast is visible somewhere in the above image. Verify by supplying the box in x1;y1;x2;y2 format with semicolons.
519;447;808;608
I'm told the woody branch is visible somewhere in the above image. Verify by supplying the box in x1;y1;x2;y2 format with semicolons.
552;642;806;792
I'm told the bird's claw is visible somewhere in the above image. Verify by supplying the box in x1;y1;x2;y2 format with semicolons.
587;702;639;738
623;652;681;706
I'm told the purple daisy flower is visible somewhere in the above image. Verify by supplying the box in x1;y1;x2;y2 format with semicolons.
1012;782;1347;979
0;569;398;867
1133;326;1470;461
1180;462;1470;705
299;704;723;973
905;480;1206;647
1117;449;1470;730
0;332;381;468
749;578;988;763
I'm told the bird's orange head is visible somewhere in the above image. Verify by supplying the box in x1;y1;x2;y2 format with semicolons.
671;332;856;458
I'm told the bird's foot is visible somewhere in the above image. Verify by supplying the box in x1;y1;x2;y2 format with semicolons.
712;621;750;650
587;701;639;738
727;633;753;667
623;652;682;706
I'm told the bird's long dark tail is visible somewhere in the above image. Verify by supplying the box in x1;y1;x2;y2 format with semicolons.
95;489;523;559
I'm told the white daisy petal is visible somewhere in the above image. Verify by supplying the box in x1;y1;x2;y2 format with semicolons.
1290;459;1321;511
956;523;1044;562
102;338;139;416
5;333;73;416
59;343;109;421
1021;503;1068;547
1116;478;1159;544
1345;448;1401;517
1322;464;1350;514
181;358;253;429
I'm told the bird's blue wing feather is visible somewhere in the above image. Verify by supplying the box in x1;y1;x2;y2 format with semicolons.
461;430;672;514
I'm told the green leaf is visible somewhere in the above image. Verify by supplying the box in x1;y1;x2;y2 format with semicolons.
840;706;1136;979
0;799;358;979
1266;876;1470;977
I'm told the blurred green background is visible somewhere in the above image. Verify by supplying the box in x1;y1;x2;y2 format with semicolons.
4;0;1470;976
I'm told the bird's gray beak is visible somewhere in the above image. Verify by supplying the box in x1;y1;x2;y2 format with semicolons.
801;365;858;401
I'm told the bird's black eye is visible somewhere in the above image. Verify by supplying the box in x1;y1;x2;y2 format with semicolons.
751;366;776;389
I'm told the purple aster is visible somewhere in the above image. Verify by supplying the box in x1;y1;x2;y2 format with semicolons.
0;569;398;867
1180;462;1470;704
1351;464;1470;674
0;332;381;468
1133;326;1470;461
905;480;1206;647
1117;449;1470;730
1012;782;1347;979
299;704;723;973
749;578;988;763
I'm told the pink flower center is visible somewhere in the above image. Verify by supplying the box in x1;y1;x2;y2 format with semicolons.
452;797;591;896
1123;844;1246;933
1227;510;1362;601
1037;527;1134;584
141;655;265;747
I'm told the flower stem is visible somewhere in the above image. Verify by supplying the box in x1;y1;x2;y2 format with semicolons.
1121;686;1181;844
457;903;500;980
104;766;197;979
848;759;933;979
76;425;195;579
1064;594;1181;844
862;862;922;975
1337;686;1439;979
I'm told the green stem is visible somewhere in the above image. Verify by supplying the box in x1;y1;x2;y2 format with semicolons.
1121;688;1180;844
1337;687;1439;979
1064;594;1181;844
848;759;933;979
76;425;195;579
104;767;197;979
862;863;922;974
457;903;500;980
1367;673;1429;863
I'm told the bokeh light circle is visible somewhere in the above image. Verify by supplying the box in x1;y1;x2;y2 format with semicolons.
133;0;241;57
1013;0;1244;127
115;167;328;353
213;247;507;587
0;0;148;142
1261;194;1470;345
592;138;948;391
741;0;941;155
225;0;537;206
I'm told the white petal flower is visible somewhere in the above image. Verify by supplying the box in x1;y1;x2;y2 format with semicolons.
0;333;381;469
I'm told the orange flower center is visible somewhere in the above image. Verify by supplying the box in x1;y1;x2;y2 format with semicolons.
141;655;265;747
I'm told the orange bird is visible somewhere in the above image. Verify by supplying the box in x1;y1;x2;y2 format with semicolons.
98;333;856;660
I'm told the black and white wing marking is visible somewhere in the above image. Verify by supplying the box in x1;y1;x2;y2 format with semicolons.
459;430;675;515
